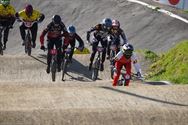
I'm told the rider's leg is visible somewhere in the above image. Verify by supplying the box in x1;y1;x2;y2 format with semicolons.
46;40;54;73
100;40;108;71
113;61;123;86
124;62;131;86
55;40;62;72
3;27;9;50
89;40;98;70
69;42;75;63
19;23;27;45
106;41;111;59
30;23;38;48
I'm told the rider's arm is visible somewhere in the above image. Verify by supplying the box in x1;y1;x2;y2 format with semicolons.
131;53;142;76
87;24;100;42
40;24;51;46
38;13;45;23
119;28;128;44
75;33;84;48
114;51;124;61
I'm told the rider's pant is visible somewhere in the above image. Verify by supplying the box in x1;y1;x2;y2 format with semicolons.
20;22;38;44
90;37;107;64
113;61;131;86
47;39;62;67
0;20;14;46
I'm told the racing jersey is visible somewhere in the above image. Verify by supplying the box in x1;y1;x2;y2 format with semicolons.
87;24;111;41
62;32;84;47
114;50;142;73
18;9;42;22
0;4;16;17
40;22;67;45
110;28;127;44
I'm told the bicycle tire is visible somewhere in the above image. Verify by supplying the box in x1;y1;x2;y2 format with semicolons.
62;59;67;81
25;32;32;56
110;66;114;79
110;49;116;79
51;60;56;82
91;59;99;81
0;44;3;55
27;45;31;56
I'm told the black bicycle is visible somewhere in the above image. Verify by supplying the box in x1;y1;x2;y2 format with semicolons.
22;21;37;56
91;46;104;81
61;47;72;81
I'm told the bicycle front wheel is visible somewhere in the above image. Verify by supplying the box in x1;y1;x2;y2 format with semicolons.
62;60;67;81
91;60;99;81
0;45;3;55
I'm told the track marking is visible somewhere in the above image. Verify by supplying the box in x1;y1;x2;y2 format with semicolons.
127;0;188;23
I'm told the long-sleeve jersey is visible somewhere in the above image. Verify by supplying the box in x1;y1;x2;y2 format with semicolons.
17;9;44;22
0;4;16;17
40;22;67;45
110;28;127;44
62;32;84;48
0;4;16;23
114;50;142;74
87;24;111;42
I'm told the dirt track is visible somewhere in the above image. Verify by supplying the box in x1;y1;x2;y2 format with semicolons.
0;55;188;125
0;0;188;124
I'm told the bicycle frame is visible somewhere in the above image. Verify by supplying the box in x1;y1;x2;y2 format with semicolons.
61;47;72;81
118;70;144;86
22;21;37;56
91;46;104;81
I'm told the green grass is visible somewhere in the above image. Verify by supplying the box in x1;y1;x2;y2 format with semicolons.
143;49;159;62
147;40;188;84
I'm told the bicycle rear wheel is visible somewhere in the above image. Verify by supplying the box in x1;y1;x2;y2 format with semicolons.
91;60;99;81
51;60;56;82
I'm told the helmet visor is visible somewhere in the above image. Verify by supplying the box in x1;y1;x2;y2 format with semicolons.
123;50;133;58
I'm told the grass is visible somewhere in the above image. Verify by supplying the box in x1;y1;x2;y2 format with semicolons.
143;49;159;62
146;40;188;84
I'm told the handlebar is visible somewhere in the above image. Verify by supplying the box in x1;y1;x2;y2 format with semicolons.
17;19;38;28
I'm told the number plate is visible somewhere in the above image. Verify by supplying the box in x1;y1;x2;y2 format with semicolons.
50;49;57;55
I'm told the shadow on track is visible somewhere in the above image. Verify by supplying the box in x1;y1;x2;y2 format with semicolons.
100;86;188;107
65;58;93;81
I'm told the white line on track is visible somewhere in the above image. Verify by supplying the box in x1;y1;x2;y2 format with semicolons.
127;0;188;23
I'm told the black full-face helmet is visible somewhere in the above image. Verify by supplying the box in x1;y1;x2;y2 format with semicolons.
122;43;134;59
52;15;61;25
